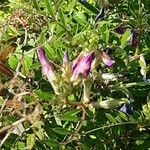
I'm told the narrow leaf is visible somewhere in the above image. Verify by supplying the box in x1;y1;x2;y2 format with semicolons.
78;0;99;14
58;8;66;26
27;134;35;150
105;113;117;123
43;139;59;148
121;29;131;47
44;0;54;17
53;127;71;135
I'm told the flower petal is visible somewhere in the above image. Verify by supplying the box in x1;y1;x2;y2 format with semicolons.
71;51;94;79
101;52;115;67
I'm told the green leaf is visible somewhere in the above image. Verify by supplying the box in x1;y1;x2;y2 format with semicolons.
60;109;81;122
26;134;35;150
44;0;54;17
122;82;150;88
32;0;40;11
0;96;4;106
101;24;109;44
74;12;87;25
121;29;131;47
78;0;99;14
16;141;25;150
58;8;66;26
53;127;71;135
79;143;90;150
32;121;44;140
21;56;32;76
21;45;34;51
118;112;128;121
43;139;59;148
35;90;53;101
37;30;46;44
8;55;18;70
105;113;117;123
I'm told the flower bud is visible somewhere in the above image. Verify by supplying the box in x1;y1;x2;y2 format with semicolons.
39;48;54;75
71;51;95;81
62;51;72;81
130;29;139;48
99;99;128;109
39;48;59;94
63;51;70;65
63;51;70;70
100;52;115;67
114;26;126;34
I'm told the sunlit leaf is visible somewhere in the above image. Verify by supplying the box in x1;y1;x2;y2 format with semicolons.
105;113;117;123
26;134;35;150
44;0;54;17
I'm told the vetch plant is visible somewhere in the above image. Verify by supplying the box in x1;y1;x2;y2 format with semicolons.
39;47;128;108
1;0;150;149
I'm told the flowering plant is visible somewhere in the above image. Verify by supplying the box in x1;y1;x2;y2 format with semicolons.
0;0;150;149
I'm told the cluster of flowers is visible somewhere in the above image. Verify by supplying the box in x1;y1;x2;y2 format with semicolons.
39;48;135;114
39;47;115;89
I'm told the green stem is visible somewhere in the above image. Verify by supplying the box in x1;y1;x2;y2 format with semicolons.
83;122;138;135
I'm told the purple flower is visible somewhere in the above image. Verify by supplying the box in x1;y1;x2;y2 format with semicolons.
114;26;126;34
120;104;132;114
39;48;59;94
100;52;115;67
130;29;139;48
72;53;84;72
95;8;105;23
39;47;54;77
71;52;95;79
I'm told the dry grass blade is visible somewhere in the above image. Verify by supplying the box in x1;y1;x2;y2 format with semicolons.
6;99;24;109
0;62;14;78
0;43;17;63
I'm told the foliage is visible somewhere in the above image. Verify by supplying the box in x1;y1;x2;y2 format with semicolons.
0;0;150;149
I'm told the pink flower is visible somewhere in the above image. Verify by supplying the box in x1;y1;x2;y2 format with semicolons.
39;48;58;94
71;51;95;79
100;52;115;67
39;47;54;77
